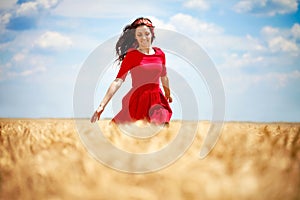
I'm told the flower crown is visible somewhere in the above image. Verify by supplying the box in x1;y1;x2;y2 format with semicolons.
132;18;154;28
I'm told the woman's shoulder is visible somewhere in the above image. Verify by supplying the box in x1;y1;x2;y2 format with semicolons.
153;47;165;55
126;48;139;55
123;48;139;61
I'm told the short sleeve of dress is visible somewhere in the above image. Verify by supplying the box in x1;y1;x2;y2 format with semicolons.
116;52;134;81
160;50;167;77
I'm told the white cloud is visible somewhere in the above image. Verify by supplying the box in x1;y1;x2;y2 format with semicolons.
291;23;300;39
174;16;264;54
12;52;26;62
261;24;300;55
34;31;73;51
233;0;298;16
13;0;61;17
162;15;300;93
220;53;265;69
163;16;292;62
268;36;298;53
153;14;267;70
0;49;47;81
155;15;299;75
0;12;12;29
16;1;39;16
234;0;266;13
200;34;265;55
169;13;224;36
0;29;73;81
183;0;210;11
0;0;61;31
149;16;176;31
53;0;166;18
7;65;46;78
261;26;280;38
37;0;60;9
223;69;300;94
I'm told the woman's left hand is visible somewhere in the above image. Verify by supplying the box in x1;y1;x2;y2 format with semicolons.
166;95;173;103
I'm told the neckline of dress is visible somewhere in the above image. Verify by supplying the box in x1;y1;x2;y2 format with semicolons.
136;47;156;55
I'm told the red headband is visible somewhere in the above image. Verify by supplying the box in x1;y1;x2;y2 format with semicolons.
133;18;154;27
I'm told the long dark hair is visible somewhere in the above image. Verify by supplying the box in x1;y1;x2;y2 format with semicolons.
115;17;155;63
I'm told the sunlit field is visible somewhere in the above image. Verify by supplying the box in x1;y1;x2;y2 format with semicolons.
0;119;299;200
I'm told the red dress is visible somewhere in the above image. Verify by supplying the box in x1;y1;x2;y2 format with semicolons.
112;47;172;124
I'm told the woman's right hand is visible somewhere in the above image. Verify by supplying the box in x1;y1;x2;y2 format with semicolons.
90;106;104;123
90;79;123;123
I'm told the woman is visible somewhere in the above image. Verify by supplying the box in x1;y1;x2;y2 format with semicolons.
90;17;172;124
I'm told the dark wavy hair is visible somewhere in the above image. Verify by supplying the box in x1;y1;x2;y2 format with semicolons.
115;17;155;63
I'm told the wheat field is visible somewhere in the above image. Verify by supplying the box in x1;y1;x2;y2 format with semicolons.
0;119;299;200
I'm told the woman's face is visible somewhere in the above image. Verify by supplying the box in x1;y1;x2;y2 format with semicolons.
135;25;152;49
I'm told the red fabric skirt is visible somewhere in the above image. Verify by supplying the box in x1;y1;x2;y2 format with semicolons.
112;84;172;124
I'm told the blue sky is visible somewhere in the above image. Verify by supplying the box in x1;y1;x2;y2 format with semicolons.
0;0;299;122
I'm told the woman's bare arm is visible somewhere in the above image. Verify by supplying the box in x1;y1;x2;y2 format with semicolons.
90;78;123;123
160;76;173;103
